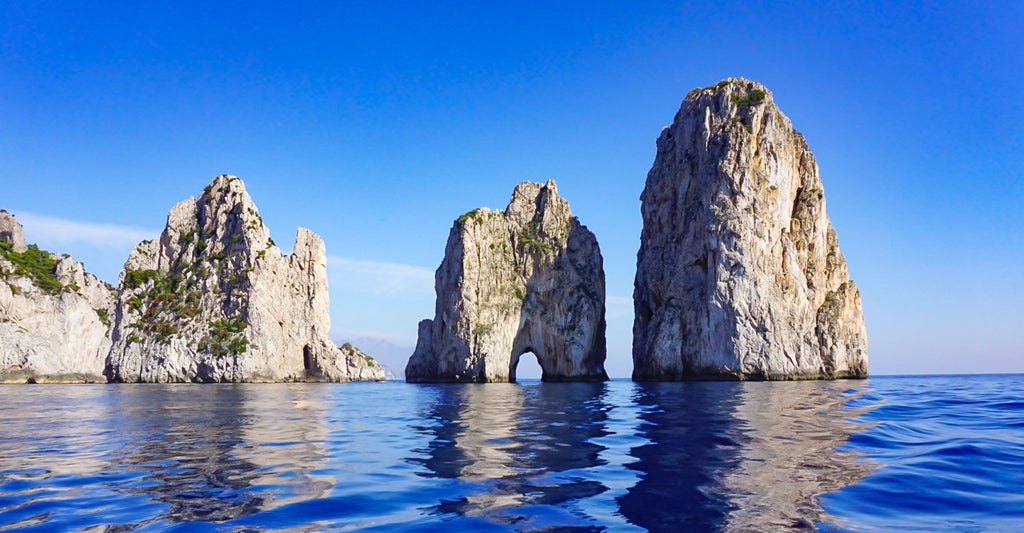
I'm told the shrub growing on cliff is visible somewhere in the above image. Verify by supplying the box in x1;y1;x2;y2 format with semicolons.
731;89;766;108
0;242;63;294
201;318;249;356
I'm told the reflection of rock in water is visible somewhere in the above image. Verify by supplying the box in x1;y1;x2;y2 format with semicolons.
416;383;611;528
617;381;874;531
110;385;332;525
234;384;333;511
0;387;112;499
111;386;264;523
618;382;746;531
722;382;873;530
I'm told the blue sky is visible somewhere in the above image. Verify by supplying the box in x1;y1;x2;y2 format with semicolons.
2;1;1021;377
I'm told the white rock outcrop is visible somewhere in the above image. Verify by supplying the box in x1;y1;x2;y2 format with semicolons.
104;174;384;383
1;212;114;382
406;180;608;383
0;210;27;253
633;78;868;380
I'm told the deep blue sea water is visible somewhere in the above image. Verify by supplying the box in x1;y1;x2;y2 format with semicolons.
0;375;1021;531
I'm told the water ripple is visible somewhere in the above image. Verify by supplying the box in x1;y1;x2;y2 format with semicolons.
820;374;1024;531
0;376;1021;530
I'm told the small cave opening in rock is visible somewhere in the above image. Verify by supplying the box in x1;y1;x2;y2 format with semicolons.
512;351;543;383
303;345;312;371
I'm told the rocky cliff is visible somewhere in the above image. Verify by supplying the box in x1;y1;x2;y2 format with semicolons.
633;78;868;380
105;175;384;383
1;211;114;382
406;180;608;383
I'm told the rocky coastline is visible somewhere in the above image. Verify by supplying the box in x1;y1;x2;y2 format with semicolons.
1;177;384;383
1;78;868;384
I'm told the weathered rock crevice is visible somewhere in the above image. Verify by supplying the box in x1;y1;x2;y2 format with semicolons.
406;180;608;383
633;78;868;380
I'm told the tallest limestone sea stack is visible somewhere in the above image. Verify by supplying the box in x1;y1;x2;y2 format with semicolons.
633;78;868;380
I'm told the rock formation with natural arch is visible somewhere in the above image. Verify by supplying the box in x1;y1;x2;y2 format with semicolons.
406;180;608;383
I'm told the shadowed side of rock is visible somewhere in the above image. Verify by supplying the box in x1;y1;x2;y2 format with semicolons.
406;180;608;383
633;78;868;381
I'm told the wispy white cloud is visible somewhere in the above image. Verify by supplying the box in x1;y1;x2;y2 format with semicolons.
327;255;435;296
17;212;155;248
607;295;633;306
606;295;634;319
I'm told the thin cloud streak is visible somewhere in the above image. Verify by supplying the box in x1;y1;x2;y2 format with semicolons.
17;212;155;248
327;255;435;296
606;295;634;319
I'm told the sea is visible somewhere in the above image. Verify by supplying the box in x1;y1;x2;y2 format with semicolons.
0;375;1021;532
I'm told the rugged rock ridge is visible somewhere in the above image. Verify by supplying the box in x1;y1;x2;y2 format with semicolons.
633;78;868;380
1;211;114;382
105;175;384;383
407;180;608;383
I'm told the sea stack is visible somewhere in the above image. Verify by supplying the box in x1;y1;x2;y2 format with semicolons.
633;78;868;380
406;180;608;383
0;210;115;382
105;174;385;383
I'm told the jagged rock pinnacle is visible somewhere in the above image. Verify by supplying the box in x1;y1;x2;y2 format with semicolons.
104;174;385;383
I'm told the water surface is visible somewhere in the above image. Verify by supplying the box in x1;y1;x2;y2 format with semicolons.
0;376;1021;531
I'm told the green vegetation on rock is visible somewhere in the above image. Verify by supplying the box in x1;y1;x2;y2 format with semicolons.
731;89;766;108
457;209;480;224
518;222;554;254
0;241;63;294
201;317;248;356
94;308;111;327
123;268;203;344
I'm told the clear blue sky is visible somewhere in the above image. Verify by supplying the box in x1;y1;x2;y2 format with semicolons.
2;1;1021;377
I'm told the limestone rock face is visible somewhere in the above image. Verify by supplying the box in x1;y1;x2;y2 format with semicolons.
0;210;27;253
406;180;608;383
105;174;384;383
0;213;114;382
633;78;868;380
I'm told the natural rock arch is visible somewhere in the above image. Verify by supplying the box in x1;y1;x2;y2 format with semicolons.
406;180;608;383
509;349;542;382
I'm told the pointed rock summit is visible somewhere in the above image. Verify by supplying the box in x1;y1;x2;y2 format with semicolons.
407;180;608;383
1;211;115;382
105;174;384;382
633;78;868;380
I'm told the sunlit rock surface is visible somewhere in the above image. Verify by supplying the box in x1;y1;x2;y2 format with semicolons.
0;211;114;383
105;175;384;383
633;78;868;380
407;180;607;382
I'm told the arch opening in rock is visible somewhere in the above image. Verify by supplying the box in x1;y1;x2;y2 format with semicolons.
511;350;544;382
303;345;312;371
404;180;608;383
